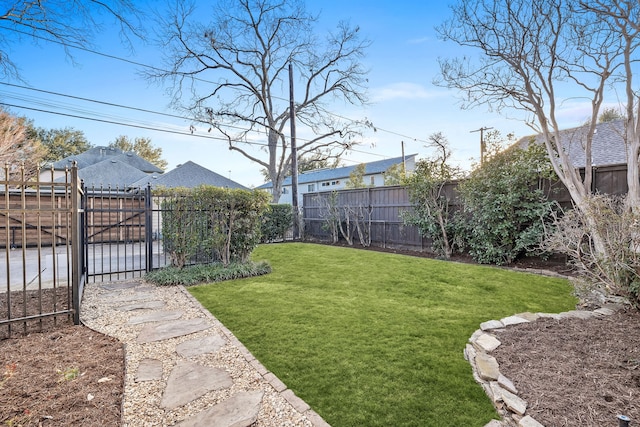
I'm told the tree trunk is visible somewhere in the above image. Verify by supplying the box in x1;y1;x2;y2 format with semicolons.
626;117;640;212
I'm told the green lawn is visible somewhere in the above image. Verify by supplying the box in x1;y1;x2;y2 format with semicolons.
188;243;576;427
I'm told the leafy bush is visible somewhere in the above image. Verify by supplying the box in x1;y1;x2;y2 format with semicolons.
457;143;557;265
261;204;293;242
145;261;272;286
156;186;270;267
158;189;207;268
402;158;461;258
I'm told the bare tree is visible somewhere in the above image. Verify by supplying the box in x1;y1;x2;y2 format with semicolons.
0;109;45;182
579;1;640;209
151;0;370;202
0;0;144;79
436;0;636;256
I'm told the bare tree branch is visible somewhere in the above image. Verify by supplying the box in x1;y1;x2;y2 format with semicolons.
0;0;145;80
149;0;370;201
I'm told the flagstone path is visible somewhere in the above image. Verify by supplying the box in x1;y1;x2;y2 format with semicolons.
81;280;330;427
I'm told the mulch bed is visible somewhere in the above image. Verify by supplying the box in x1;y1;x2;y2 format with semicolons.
492;308;640;426
0;288;124;426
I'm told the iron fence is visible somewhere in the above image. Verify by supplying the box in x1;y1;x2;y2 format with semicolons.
1;165;83;338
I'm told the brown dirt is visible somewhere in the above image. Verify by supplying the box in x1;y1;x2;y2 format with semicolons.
492;308;640;426
0;289;124;427
1;249;638;426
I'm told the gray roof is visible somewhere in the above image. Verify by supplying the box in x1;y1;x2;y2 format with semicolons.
517;119;627;167
57;159;150;189
257;154;417;189
130;161;248;190
51;146;164;174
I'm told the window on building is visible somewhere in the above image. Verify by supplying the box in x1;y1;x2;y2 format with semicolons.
370;176;375;185
308;184;315;192
282;187;288;194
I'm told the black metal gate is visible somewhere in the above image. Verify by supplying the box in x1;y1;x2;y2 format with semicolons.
82;185;156;282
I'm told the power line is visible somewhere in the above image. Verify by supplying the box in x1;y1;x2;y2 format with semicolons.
4;101;400;163
2;83;400;161
3;25;431;146
0;102;271;147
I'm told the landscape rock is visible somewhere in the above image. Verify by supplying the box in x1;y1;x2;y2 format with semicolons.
480;320;504;331
519;415;544;427
474;333;502;352
501;388;527;416
500;316;530;327
475;352;500;381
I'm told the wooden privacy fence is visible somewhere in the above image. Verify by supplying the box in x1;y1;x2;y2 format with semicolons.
1;165;84;338
302;163;627;251
303;186;432;251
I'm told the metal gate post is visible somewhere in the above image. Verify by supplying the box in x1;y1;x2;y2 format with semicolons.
70;164;81;325
145;184;153;273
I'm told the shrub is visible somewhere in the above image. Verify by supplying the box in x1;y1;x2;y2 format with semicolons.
156;186;270;267
261;204;293;242
157;188;205;268
457;143;557;265
402;158;461;258
145;261;272;286
543;194;640;306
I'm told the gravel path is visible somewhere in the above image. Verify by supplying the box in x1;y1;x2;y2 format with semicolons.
81;280;329;427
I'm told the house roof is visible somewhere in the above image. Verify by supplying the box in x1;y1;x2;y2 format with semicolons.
51;146;164;174
130;161;248;190
516;119;626;167
257;154;417;189
57;159;150;189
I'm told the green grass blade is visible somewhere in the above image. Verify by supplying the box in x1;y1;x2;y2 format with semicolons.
189;243;575;427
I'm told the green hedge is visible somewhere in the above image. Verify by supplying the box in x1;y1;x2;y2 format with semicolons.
261;204;293;243
156;186;270;268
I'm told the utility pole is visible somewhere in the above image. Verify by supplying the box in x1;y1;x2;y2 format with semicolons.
288;62;299;240
401;140;406;175
470;126;493;166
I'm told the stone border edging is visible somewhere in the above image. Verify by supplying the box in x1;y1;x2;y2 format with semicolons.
178;286;331;427
466;304;625;427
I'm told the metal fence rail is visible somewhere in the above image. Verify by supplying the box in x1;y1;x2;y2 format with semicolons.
1;165;82;338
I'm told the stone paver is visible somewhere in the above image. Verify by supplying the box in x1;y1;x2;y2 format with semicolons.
176;390;264;427
161;360;233;409
116;300;166;312
101;282;139;291
497;374;517;394
137;318;211;343
176;334;226;358
128;310;183;325
135;358;163;382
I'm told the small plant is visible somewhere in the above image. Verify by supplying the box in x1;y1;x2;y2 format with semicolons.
145;261;272;286
57;367;80;382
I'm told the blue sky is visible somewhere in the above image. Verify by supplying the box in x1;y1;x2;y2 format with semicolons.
3;0;599;187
